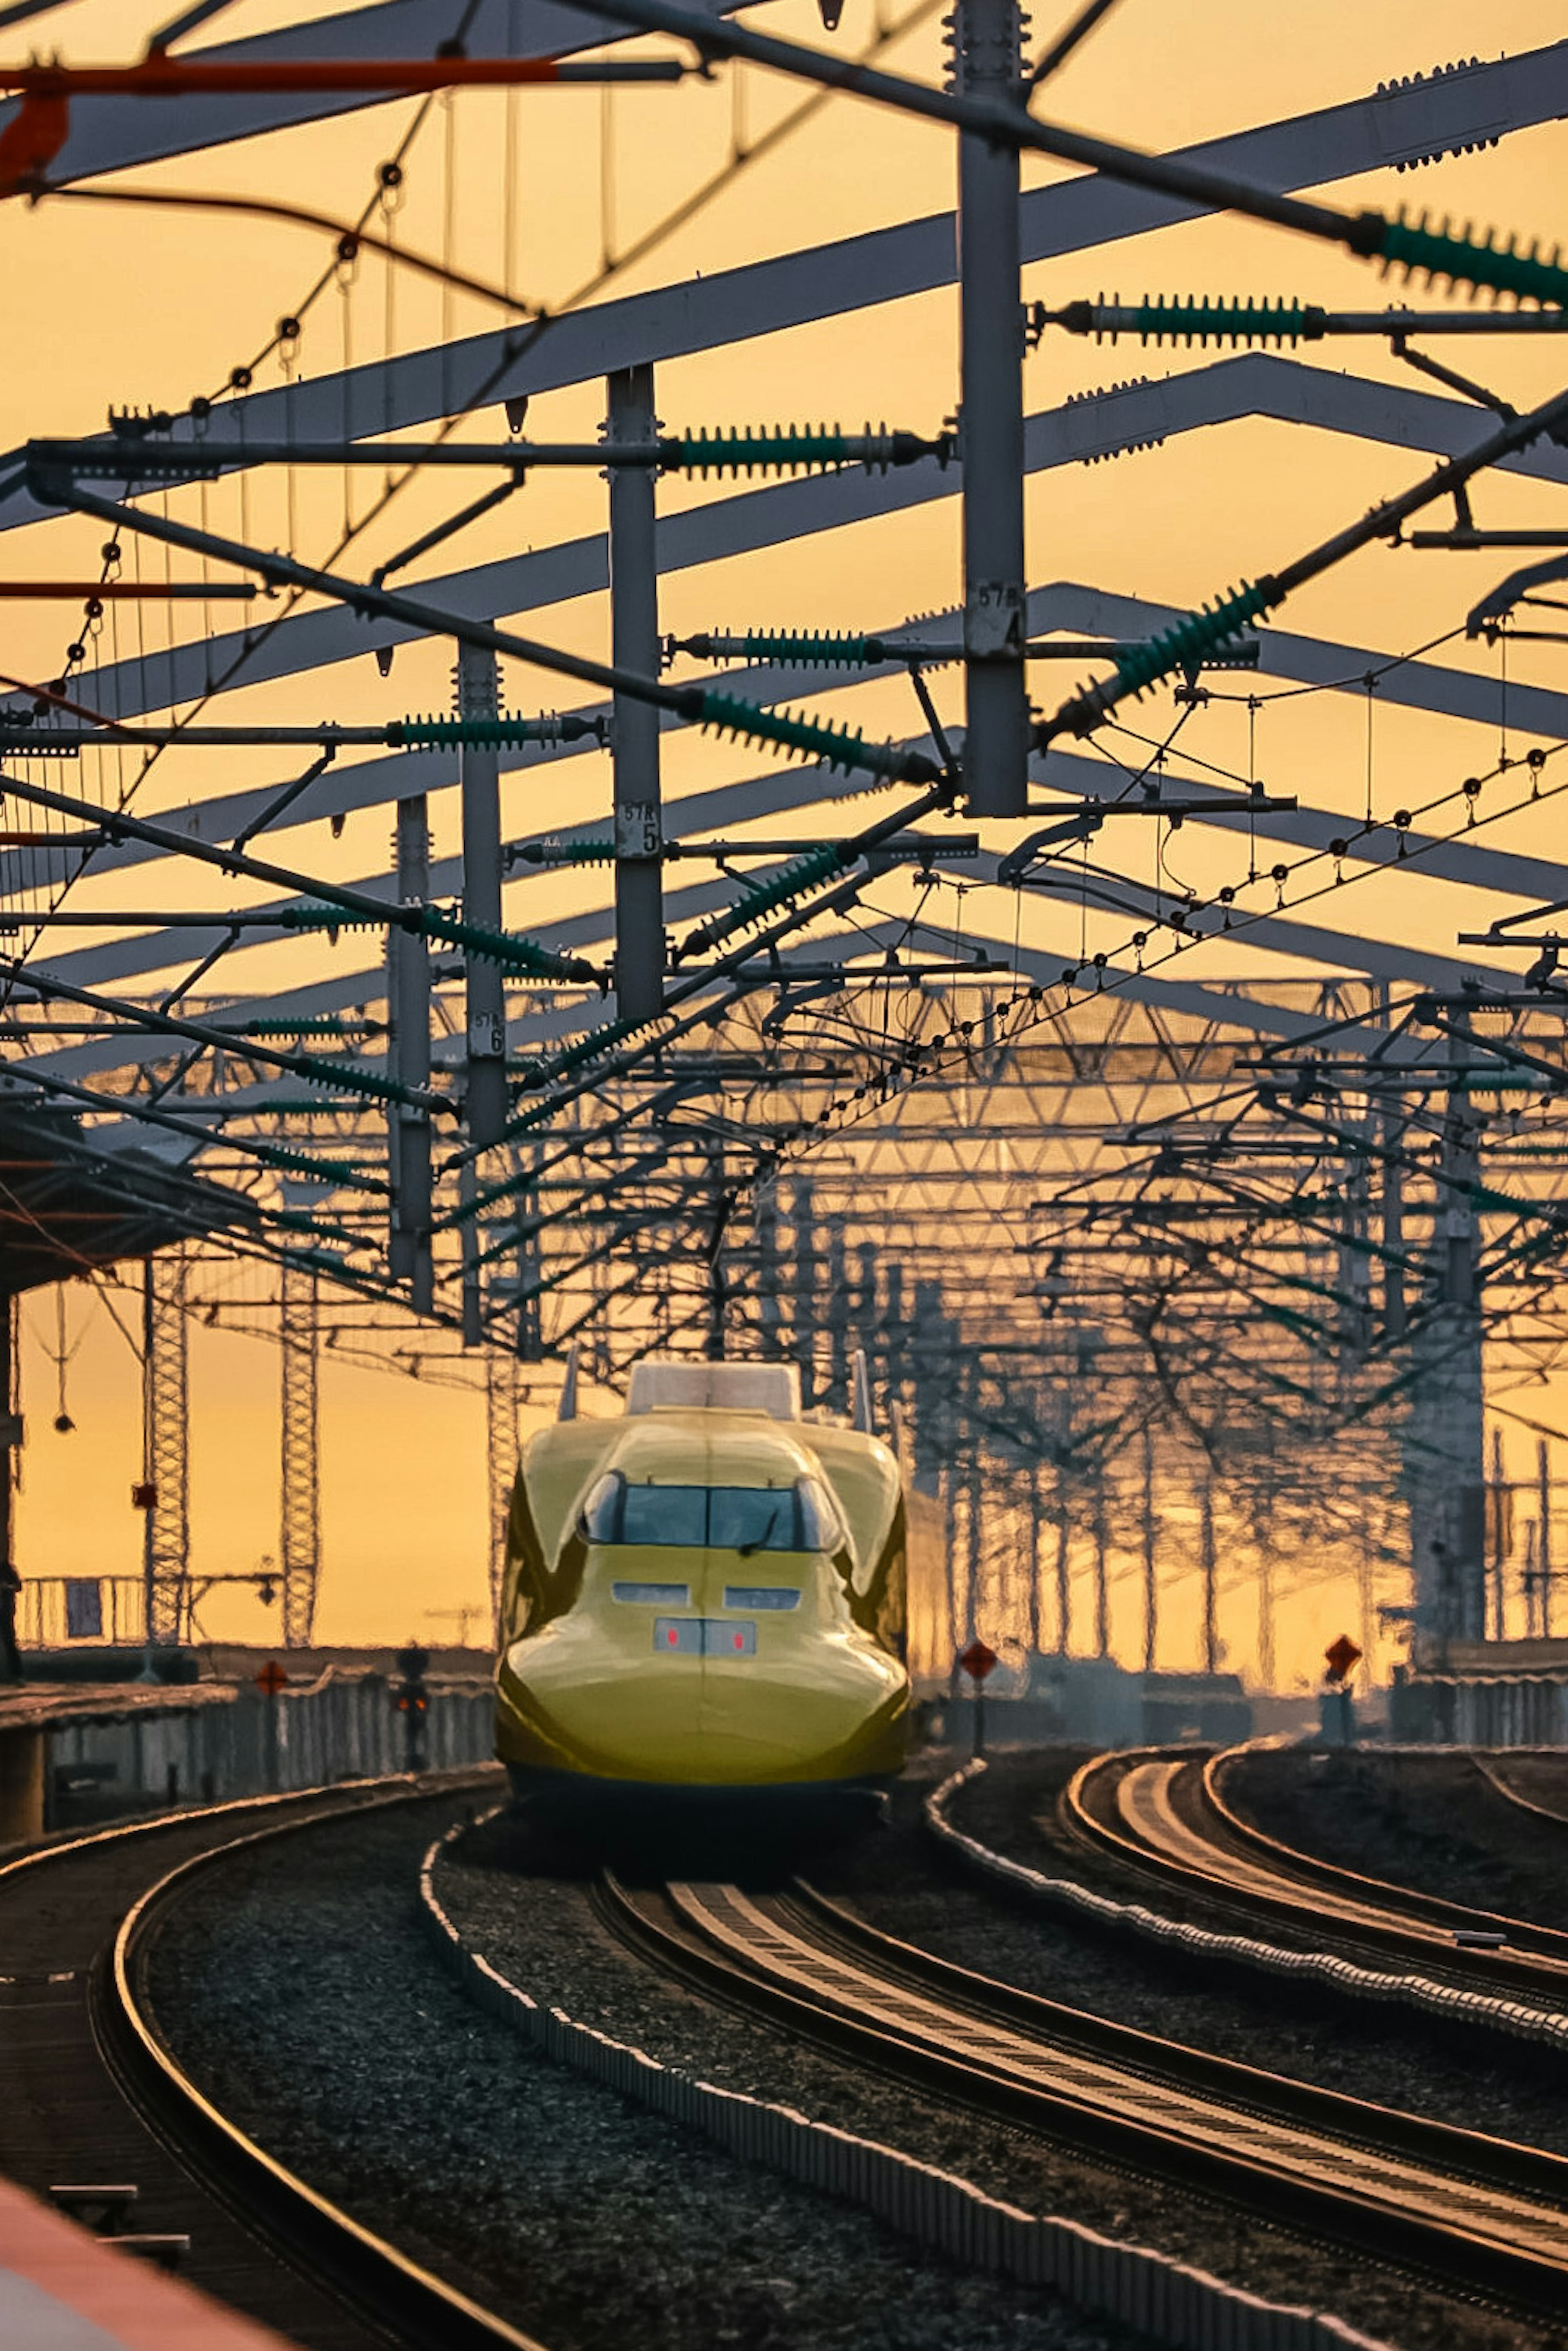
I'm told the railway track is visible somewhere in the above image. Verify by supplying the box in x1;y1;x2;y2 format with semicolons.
594;1863;1568;2319
1474;1752;1568;1832
0;1776;543;2351
1064;1747;1568;1998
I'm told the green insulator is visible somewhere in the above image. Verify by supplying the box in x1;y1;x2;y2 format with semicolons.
679;424;849;477
293;1057;411;1106
1133;294;1311;345
255;1144;387;1194
512;839;615;866
232;1015;353;1038
395;715;551;749
740;630;871;667
416;907;597;984
687;690;938;783
684;844;848;957
1112;582;1276;697
1369;212;1568;308
278;904;384;933
512;1009;661;1093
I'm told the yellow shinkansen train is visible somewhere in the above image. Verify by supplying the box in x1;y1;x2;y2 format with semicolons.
494;1358;910;1816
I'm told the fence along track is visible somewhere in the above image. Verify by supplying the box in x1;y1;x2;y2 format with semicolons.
1077;1747;1568;1991
418;1814;1393;2351
1;1772;539;2351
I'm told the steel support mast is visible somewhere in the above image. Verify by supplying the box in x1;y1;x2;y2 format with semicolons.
140;1253;189;1655
1408;1030;1487;1652
458;638;508;1151
389;791;434;1311
952;0;1029;817
608;363;666;1022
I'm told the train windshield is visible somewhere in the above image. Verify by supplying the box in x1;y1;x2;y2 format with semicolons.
581;1474;841;1553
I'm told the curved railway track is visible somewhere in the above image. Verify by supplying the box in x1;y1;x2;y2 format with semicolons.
0;1777;543;2351
592;1864;1568;2319
1064;1747;1568;1998
1474;1752;1568;1832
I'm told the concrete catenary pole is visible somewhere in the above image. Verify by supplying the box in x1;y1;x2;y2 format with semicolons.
608;363;665;1021
1200;1466;1218;1676
1540;1437;1553;1639
458;638;508;1152
388;791;433;1312
951;0;1029;817
0;1296;20;1680
1407;1019;1486;1648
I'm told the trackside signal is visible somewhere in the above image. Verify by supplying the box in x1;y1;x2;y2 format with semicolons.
394;1641;430;1772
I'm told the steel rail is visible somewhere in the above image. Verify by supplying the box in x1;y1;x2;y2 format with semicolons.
107;1777;543;2351
1473;1754;1568;1830
592;1867;1568;2316
1065;1748;1568;1995
0;1773;536;2351
1202;1743;1568;1964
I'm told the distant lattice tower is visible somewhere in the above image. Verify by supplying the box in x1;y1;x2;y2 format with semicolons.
279;1265;321;1649
142;1252;190;1645
486;1349;521;1637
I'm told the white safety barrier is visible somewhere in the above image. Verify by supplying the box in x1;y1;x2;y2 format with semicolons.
419;1817;1395;2351
926;1759;1568;2055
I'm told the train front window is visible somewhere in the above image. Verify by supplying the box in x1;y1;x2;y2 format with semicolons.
620;1484;708;1547
709;1487;787;1554
581;1474;840;1552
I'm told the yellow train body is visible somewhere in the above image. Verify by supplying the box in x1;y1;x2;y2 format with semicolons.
494;1361;910;1806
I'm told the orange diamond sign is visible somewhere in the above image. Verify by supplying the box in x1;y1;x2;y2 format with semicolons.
958;1639;999;1683
1323;1634;1362;1685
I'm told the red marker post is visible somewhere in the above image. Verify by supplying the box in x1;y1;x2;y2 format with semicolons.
958;1637;999;1757
1322;1632;1362;1747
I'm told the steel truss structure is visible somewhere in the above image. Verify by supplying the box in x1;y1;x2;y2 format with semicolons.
3;11;1568;1675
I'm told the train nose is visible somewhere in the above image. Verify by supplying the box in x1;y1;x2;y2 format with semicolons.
499;1622;905;1786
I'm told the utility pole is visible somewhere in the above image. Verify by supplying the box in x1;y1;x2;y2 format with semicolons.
1200;1467;1218;1676
1053;1487;1071;1655
389;791;433;1312
1340;1109;1373;1367
1408;1017;1486;1646
1092;1471;1109;1657
486;1351;520;1638
1541;1437;1553;1639
458;637;508;1152
608;362;664;1022
1026;1459;1043;1654
0;1295;21;1680
952;0;1028;817
1380;1085;1408;1342
1140;1422;1158;1674
1257;1549;1277;1692
1489;1423;1507;1641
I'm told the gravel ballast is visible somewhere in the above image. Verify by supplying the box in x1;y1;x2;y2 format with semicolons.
904;1752;1568;2153
433;1783;1561;2351
1220;1751;1568;1932
145;1791;1152;2351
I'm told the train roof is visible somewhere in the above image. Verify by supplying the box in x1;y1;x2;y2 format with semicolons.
626;1360;801;1420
